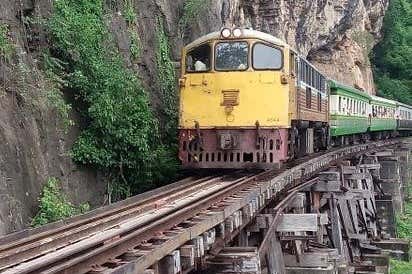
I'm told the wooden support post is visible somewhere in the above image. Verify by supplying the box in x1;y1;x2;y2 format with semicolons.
329;195;343;255
238;229;249;247
158;250;181;274
180;245;195;270
265;235;285;274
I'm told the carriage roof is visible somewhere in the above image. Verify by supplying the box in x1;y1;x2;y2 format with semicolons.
370;95;397;107
328;80;371;101
397;101;412;110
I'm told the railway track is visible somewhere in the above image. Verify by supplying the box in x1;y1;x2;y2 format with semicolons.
0;174;253;273
0;139;403;274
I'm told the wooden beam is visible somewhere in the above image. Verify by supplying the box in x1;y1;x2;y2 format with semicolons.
283;252;332;268
276;214;318;232
312;181;342;192
329;196;343;255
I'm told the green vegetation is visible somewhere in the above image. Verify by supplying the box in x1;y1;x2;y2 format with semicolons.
0;24;14;61
391;184;412;273
373;0;412;105
122;0;141;61
156;17;178;143
390;259;412;274
48;0;177;200
42;51;74;131
124;0;136;25
179;0;209;37
396;202;412;239
32;178;89;227
129;30;141;60
123;0;136;25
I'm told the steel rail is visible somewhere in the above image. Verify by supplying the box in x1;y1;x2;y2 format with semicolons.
2;173;264;274
0;175;229;271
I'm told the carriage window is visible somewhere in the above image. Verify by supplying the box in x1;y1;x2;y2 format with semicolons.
318;93;322;112
299;61;304;81
312;69;316;88
339;96;342;113
306;87;312;109
253;43;282;70
215;42;248;71
320;77;325;92
186;44;211;72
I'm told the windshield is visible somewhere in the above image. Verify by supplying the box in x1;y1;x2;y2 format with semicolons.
215;42;249;71
186;44;211;72
253;43;283;70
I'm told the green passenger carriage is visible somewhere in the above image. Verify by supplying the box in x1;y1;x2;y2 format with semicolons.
328;80;370;138
369;95;397;133
396;102;412;132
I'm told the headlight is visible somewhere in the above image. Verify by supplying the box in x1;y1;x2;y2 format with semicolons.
233;28;242;37
221;28;231;38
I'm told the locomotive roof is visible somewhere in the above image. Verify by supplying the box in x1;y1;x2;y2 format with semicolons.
185;29;287;50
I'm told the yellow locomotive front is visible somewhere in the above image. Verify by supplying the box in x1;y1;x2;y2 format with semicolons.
178;28;292;169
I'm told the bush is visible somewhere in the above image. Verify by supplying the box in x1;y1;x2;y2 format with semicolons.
391;185;412;273
396;202;412;239
48;0;177;201
31;178;89;227
390;259;412;274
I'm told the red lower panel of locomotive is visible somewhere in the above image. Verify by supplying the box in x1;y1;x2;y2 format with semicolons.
179;128;288;169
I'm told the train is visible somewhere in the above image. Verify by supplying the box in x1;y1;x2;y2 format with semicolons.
178;28;412;169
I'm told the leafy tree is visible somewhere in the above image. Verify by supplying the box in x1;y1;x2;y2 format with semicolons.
373;0;412;105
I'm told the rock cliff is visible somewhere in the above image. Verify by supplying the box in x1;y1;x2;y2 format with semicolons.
0;0;388;234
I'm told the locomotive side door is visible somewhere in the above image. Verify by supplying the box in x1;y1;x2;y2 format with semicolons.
289;51;298;122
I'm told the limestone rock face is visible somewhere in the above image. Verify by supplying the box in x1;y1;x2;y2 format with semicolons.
191;0;389;93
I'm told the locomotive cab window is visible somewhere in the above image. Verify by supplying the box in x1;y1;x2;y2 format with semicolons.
186;44;211;72
253;43;283;70
215;41;249;71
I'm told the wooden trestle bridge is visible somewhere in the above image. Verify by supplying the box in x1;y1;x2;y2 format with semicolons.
0;139;411;274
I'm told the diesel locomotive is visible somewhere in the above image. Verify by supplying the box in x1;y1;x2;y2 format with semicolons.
178;28;412;169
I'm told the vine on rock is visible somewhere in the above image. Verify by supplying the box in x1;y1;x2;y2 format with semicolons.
0;24;14;62
179;0;210;38
155;17;178;144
